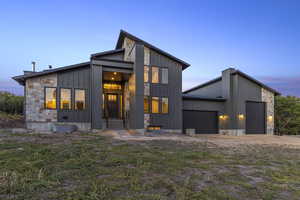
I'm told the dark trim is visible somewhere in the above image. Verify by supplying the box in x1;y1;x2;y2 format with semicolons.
91;59;133;69
231;70;281;95
91;49;125;58
183;77;222;94
116;30;190;70
182;94;226;102
44;87;57;110
13;62;90;85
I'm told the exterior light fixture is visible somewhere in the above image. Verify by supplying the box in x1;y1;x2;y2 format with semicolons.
268;115;273;121
111;77;115;80
238;114;245;120
219;115;228;120
113;72;117;75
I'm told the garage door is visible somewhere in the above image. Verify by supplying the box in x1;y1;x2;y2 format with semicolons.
183;110;218;134
246;101;266;134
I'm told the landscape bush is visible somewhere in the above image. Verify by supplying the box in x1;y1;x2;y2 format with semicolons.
275;96;300;135
0;91;24;115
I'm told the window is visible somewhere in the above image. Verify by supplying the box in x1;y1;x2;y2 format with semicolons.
103;83;122;90
152;97;159;113
161;68;168;84
162;97;168;114
152;67;159;83
45;87;56;109
148;126;161;130
144;96;149;113
60;88;72;110
144;66;149;82
75;89;86;110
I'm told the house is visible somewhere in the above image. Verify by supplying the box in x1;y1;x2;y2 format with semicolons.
13;30;280;135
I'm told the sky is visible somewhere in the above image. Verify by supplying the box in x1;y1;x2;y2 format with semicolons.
0;0;299;96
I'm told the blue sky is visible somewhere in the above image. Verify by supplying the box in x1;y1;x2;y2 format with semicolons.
0;0;299;96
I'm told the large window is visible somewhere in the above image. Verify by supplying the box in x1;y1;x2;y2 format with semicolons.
60;88;72;110
75;89;86;110
144;96;149;113
152;97;159;113
161;68;168;84
152;67;159;83
144;66;149;83
45;87;56;109
162;97;168;114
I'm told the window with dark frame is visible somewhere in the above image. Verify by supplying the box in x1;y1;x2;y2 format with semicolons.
162;97;169;114
161;68;168;84
45;87;57;109
152;66;159;83
144;96;149;113
60;88;72;110
144;66;149;83
75;89;86;110
151;97;159;113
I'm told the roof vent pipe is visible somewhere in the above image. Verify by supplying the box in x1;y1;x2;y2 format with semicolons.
49;65;52;69
31;61;36;72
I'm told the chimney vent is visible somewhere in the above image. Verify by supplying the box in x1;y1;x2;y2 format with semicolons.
49;65;52;69
31;61;36;72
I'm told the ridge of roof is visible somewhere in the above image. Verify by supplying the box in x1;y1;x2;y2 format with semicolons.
116;30;190;70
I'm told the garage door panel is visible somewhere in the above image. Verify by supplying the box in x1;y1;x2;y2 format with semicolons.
246;102;266;134
183;110;218;134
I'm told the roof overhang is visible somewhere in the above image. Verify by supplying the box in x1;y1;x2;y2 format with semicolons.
182;94;226;102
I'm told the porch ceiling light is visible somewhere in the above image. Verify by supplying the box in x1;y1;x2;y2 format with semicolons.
111;77;115;80
113;72;117;75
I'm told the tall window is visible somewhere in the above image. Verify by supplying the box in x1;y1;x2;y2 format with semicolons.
144;96;149;113
152;97;159;113
45;87;56;109
60;88;72;110
144;66;149;82
75;89;86;110
161;68;168;84
162;97;168;114
152;67;159;83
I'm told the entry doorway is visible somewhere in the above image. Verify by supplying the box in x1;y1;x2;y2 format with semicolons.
103;93;123;119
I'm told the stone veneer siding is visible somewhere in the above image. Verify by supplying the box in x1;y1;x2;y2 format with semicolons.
25;73;58;123
262;88;275;135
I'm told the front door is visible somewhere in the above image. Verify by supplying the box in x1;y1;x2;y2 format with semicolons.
107;94;119;118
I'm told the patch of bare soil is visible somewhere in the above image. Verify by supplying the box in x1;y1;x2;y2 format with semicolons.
0;114;25;128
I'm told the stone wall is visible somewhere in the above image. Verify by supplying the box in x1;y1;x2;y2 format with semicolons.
262;88;275;135
123;37;135;62
25;74;57;123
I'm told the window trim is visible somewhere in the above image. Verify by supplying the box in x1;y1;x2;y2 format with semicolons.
44;87;57;110
74;88;87;111
59;87;72;111
161;97;169;114
161;67;169;84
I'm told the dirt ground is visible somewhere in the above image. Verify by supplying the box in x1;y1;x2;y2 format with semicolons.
99;130;300;148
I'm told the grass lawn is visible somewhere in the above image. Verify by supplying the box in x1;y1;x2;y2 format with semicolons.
0;132;300;200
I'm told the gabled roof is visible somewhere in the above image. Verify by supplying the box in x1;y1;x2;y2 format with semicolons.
183;69;281;95
12;62;90;85
115;30;190;70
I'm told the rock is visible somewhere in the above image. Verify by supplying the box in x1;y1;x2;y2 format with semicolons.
11;128;29;134
53;124;77;134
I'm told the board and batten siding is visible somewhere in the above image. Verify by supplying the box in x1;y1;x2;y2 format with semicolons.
57;66;91;123
149;50;183;130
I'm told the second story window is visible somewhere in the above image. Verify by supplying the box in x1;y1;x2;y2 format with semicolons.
161;68;168;84
60;88;72;110
162;97;169;114
144;96;149;113
144;66;149;82
45;87;56;109
152;97;159;113
152;67;159;83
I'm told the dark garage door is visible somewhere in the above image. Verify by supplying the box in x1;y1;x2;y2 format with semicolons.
183;110;218;134
246;101;266;134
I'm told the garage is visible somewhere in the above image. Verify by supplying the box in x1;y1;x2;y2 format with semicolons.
183;110;219;134
246;101;266;134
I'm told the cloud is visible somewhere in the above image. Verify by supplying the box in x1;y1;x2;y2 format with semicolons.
258;76;300;97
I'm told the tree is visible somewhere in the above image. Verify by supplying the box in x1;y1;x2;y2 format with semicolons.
275;96;300;135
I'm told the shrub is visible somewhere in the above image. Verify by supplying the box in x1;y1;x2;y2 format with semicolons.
0;91;24;115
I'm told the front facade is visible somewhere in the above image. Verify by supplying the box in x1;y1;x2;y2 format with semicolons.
13;30;189;133
13;30;279;135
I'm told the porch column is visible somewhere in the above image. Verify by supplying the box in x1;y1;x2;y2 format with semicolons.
91;63;103;129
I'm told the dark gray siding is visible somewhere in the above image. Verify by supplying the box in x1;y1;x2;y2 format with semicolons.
91;65;103;129
183;100;224;112
149;50;182;129
57;67;90;122
187;80;222;98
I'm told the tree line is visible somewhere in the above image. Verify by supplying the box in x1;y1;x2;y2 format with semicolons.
0;92;24;115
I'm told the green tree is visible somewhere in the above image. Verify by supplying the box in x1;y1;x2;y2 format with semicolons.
0;91;24;115
275;96;300;135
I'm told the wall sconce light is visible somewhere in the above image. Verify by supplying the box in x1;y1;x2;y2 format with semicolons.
268;115;273;122
219;115;228;120
238;114;245;120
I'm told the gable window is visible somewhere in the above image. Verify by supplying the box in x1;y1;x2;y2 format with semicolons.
152;67;159;83
75;89;86;110
60;88;72;110
162;97;168;114
152;97;159;113
144;66;149;83
161;68;168;84
144;96;149;113
45;87;57;109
